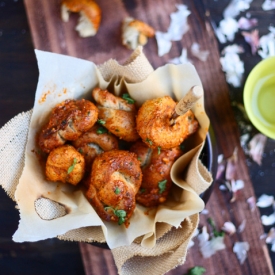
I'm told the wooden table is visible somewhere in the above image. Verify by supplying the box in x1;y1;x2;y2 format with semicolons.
0;0;274;274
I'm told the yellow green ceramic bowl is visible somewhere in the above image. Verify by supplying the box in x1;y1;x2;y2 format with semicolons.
243;56;275;139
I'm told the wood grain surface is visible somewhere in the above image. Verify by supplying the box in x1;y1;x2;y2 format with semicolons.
23;0;273;274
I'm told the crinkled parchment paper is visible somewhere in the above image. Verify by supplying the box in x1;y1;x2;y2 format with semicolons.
11;47;212;250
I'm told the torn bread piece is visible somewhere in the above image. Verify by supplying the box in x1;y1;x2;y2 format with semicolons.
61;0;101;37
122;17;155;50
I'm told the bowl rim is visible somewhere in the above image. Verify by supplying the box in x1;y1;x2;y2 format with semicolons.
243;56;275;139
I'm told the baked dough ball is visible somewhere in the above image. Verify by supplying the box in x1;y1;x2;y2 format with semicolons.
130;140;182;207
72;124;119;171
45;144;85;185
39;99;98;153
86;150;142;226
92;87;139;142
136;96;198;149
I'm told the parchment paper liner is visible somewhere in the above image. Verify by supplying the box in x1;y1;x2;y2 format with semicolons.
0;46;212;273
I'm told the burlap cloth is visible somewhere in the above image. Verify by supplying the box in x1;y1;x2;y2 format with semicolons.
0;46;212;275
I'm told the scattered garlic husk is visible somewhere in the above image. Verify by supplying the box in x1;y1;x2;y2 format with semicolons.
167;4;190;41
248;133;267;166
233;242;250;264
238;17;258;30
223;0;253;19
238;219;246;233
257;194;274;208
242;29;259;55
219;184;227;191
262;0;275;11
187;228;200;249
190;43;209;62
222;221;236;235
225;147;238;181
155;32;172;56
201;209;209;215
258;26;275;59
211;20;227;44
232;179;245;192
198;226;226;258
261;212;275;226
230;179;245;202
155;4;190;56
218;17;239;42
247;196;256;212
266;227;275;243
240;133;250;149
216;154;226;181
122;17;155;50
220;45;244;87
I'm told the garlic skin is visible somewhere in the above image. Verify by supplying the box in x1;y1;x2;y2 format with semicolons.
233;242;250;264
222;221;236;235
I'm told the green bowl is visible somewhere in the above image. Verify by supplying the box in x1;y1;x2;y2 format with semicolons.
243;56;275;139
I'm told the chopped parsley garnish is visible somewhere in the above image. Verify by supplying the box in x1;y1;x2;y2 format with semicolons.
180;142;185;151
105;206;126;225
158;179;167;194
146;138;153;146
96;126;108;134
157;146;161;155
185;266;206;275
97;119;106;125
207;217;225;237
78;148;83;154
114;187;121;195
67;158;77;174
122;93;135;104
139;188;146;193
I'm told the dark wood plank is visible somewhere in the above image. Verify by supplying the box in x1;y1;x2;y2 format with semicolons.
0;1;85;274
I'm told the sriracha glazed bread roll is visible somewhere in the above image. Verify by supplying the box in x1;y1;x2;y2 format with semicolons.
136;96;198;149
92;87;139;142
45;144;85;185
38;99;98;153
130;140;182;207
86;150;142;226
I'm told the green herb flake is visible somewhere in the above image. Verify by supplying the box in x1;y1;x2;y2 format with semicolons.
146;138;153;146
78;148;84;154
114;209;127;225
104;206;126;225
97;119;106;125
139;188;146;194
157;146;161;155
185;266;206;275
158;179;167;194
207;217;225;237
96;126;108;134
67;158;77;174
114;187;121;195
122;93;135;104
